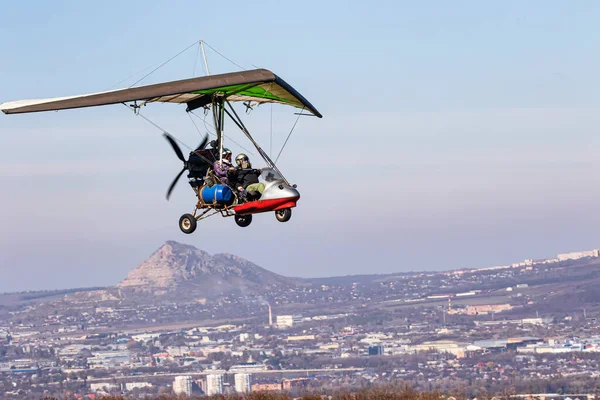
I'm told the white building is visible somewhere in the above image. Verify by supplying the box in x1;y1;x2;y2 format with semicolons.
125;382;152;391
229;362;267;372
234;373;252;393
557;249;599;261
173;375;192;396
90;383;119;392
276;314;302;328
206;374;223;396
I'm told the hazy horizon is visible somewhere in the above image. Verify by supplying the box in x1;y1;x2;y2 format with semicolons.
0;238;594;293
1;1;600;292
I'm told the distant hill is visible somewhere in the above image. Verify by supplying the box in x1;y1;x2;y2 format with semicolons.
117;241;304;299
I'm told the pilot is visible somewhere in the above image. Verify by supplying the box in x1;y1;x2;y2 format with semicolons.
228;153;265;200
212;148;233;185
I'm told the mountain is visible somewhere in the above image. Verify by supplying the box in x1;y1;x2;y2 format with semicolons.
117;241;302;299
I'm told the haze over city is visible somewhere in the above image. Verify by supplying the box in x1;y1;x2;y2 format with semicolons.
4;3;600;398
1;1;599;293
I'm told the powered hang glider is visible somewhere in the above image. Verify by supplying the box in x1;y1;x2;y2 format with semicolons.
0;69;323;230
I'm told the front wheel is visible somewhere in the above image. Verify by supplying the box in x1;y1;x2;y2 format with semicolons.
275;208;292;222
234;214;253;228
179;214;197;234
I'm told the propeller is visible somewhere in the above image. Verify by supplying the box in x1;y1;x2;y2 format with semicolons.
163;133;209;200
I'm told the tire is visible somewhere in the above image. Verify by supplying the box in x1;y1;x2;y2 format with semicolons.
179;214;197;234
234;214;253;228
275;208;292;222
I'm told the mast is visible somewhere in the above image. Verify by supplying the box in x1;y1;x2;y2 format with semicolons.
212;97;225;163
200;40;210;76
201;40;225;164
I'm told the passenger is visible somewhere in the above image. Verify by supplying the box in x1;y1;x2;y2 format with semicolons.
212;148;233;185
228;153;265;201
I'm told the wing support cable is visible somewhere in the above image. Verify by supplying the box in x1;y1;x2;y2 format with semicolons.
224;100;291;186
121;103;213;165
129;40;200;88
275;106;304;164
188;110;255;156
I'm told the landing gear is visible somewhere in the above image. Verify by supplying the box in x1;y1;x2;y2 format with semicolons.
275;208;292;222
179;214;197;234
234;214;253;227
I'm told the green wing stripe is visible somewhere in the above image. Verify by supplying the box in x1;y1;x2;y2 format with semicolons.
193;83;301;107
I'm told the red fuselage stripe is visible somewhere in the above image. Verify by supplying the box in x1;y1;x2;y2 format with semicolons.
233;197;299;214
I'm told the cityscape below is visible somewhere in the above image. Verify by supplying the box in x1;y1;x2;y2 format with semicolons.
1;241;600;398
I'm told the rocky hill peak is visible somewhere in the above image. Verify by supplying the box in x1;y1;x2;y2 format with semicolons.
117;241;300;298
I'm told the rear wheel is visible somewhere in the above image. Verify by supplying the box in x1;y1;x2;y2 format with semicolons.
275;208;292;222
234;214;253;227
179;214;197;234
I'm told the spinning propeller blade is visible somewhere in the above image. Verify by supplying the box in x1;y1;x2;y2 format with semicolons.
163;133;209;200
166;167;187;200
163;133;186;162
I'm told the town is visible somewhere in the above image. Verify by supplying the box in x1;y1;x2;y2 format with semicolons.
1;245;600;399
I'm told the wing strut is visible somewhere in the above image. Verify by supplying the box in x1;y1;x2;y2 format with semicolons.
223;100;291;186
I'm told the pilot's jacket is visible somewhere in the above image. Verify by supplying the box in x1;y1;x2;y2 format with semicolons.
228;168;260;190
212;160;232;184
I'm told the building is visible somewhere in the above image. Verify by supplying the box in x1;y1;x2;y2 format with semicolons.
252;383;281;392
276;315;303;328
86;350;131;369
90;383;119;392
557;249;599;261
412;340;467;358
206;374;223;396
239;333;250;342
286;335;315;342
229;362;267;372
282;378;310;390
173;375;192;396
464;304;512;315
125;382;152;391
234;373;252;393
368;345;384;356
427;293;454;299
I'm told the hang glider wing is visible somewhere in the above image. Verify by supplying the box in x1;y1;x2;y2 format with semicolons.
0;69;322;118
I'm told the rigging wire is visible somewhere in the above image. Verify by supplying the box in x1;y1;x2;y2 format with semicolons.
121;103;193;152
189;110;255;155
132;107;226;170
129;40;200;88
192;41;201;77
137;113;193;151
202;41;247;71
270;103;273;158
202;110;215;136
114;40;289;163
187;111;205;137
106;65;154;91
275;107;304;164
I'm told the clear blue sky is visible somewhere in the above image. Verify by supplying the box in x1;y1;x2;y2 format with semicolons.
1;1;599;292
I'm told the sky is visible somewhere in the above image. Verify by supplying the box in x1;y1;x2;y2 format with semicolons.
1;1;600;292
